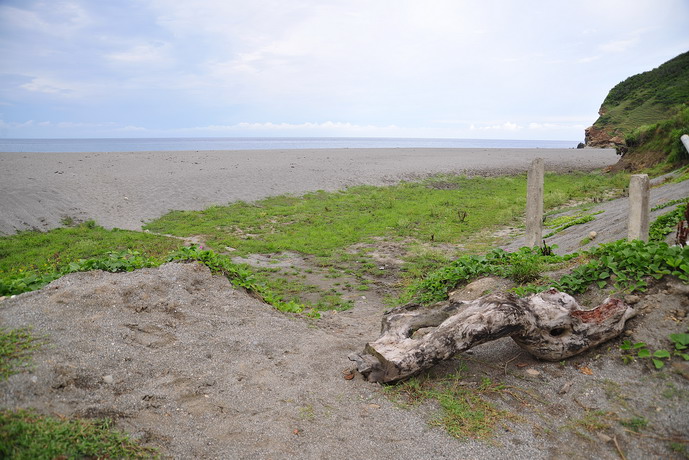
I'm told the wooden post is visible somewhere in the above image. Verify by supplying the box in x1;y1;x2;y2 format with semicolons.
628;174;650;242
525;158;544;247
681;134;689;155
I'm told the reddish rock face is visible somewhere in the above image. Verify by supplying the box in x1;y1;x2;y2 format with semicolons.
584;125;625;149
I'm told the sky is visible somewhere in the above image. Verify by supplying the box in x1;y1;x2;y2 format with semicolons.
1;0;688;141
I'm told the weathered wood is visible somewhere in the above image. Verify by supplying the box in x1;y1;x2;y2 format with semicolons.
349;288;635;383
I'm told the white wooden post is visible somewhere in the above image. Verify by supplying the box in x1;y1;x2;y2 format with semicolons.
628;174;650;241
681;134;689;154
526;158;544;247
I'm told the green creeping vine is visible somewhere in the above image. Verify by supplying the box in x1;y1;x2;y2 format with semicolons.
620;332;689;369
552;240;688;293
649;201;688;242
406;240;689;305
403;246;572;304
0;250;159;296
1;246;306;315
166;246;305;314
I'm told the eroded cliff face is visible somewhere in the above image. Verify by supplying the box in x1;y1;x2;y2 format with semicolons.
584;124;625;150
584;106;626;153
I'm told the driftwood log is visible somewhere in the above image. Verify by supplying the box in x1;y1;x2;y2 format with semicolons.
349;288;635;383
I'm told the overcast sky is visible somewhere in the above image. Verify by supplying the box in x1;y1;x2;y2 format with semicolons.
1;0;687;140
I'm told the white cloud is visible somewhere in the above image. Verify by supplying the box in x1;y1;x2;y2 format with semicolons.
470;122;523;132
20;77;74;95
185;121;402;136
106;41;173;66
600;37;639;53
528;122;587;131
0;1;91;36
577;55;601;64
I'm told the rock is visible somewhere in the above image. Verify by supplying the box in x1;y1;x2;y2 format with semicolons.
589;231;597;239
449;277;515;302
671;361;689;381
624;295;641;305
102;375;114;384
577;142;585;149
525;369;541;377
597;433;612;443
557;381;573;395
584;125;626;152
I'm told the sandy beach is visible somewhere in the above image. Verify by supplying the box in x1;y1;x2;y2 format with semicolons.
0;147;618;234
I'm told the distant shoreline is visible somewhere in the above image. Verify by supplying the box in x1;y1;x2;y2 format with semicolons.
0;136;580;153
0;147;617;235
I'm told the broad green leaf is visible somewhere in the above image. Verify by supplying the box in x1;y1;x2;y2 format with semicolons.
637;348;651;358
670;333;689;347
652;359;665;369
653;349;671;359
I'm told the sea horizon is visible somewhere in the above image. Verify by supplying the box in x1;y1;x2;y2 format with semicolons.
0;136;580;153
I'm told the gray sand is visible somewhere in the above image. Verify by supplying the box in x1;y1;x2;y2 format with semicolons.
0;148;618;234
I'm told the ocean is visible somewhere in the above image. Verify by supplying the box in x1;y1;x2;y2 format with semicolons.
0;137;579;153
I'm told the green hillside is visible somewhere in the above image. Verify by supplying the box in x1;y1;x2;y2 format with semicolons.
589;51;689;168
594;51;689;135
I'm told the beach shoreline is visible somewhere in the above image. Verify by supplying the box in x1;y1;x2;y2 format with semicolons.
0;147;618;234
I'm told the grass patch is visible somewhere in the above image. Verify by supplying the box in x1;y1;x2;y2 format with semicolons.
383;370;510;439
543;211;603;238
0;171;629;310
0;222;182;295
144;172;628;258
0;328;42;381
143;171;628;305
0;409;158;459
564;409;614;436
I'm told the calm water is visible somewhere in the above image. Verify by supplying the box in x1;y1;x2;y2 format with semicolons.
0;137;578;153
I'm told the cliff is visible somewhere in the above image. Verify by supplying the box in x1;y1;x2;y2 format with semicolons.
585;51;689;168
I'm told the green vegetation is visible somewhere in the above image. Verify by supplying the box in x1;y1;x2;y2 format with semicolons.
0;221;182;294
0;409;158;459
144;173;626;257
1;249;162;296
142;172;627;307
594;50;689;137
0;171;629;311
649;200;688;242
167;245;307;314
620;332;689;369
544;211;602;238
0;328;41;381
624;106;689;164
404;240;689;305
383;369;510;439
591;50;689;168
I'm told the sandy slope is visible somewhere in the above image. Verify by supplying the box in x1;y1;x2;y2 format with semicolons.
2;262;688;459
